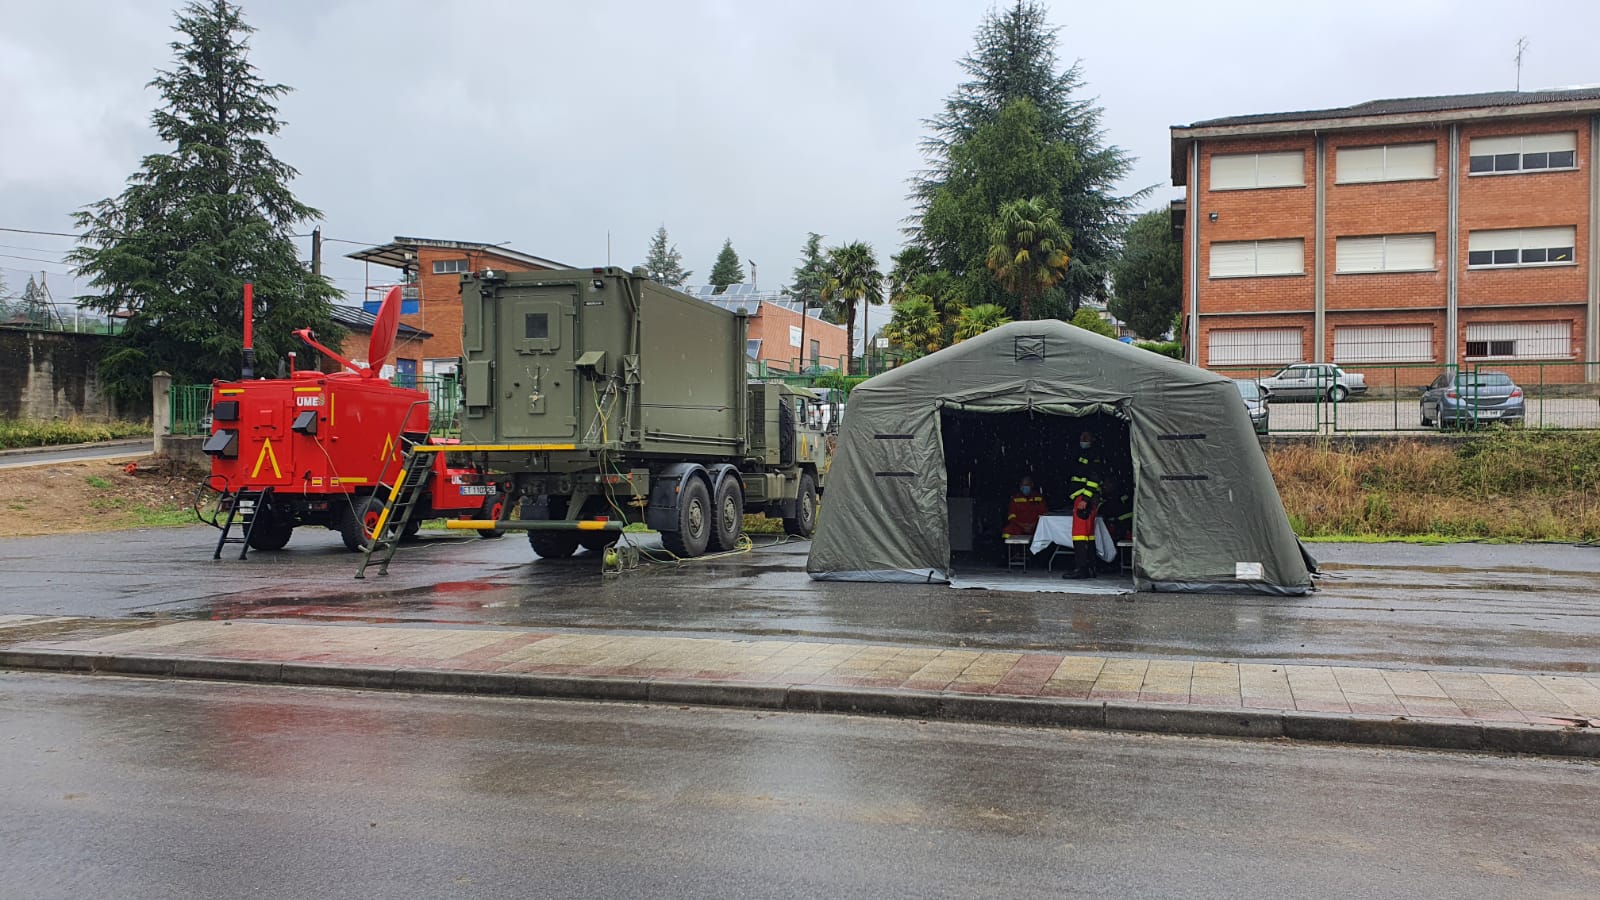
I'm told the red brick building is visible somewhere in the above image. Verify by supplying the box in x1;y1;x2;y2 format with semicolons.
688;285;849;373
1171;89;1600;384
346;237;566;379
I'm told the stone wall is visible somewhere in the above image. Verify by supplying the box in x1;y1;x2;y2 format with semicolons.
0;327;133;422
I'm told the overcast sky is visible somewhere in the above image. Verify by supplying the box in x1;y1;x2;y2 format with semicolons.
4;0;1600;341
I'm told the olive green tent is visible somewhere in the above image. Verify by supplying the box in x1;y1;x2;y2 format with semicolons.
806;321;1315;594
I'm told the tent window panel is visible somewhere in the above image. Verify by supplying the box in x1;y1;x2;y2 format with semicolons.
1208;328;1304;366
1333;325;1434;363
1464;321;1571;359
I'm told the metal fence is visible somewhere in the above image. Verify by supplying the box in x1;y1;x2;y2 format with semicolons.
1215;361;1600;434
169;373;462;438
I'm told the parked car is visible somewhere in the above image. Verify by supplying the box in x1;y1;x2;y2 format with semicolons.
1233;379;1270;434
1420;370;1525;428
1257;363;1368;402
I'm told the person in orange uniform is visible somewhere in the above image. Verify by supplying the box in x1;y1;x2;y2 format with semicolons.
1062;430;1105;579
1002;475;1046;538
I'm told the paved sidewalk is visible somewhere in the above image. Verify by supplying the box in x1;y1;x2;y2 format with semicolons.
4;617;1598;756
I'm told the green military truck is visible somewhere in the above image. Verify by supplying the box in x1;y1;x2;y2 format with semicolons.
456;266;830;559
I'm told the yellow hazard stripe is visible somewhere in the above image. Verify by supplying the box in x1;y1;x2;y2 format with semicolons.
335;478;367;484
411;443;577;453
218;388;244;395
293;387;323;393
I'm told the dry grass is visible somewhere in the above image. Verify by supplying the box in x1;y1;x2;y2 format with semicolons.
1267;432;1600;542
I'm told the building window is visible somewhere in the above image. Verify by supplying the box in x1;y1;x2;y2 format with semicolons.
1468;133;1578;174
1333;325;1434;363
1465;322;1571;360
1209;151;1305;190
1335;234;1435;273
809;339;820;366
1335;142;1436;183
1466;227;1576;268
432;258;470;275
1209;239;1305;278
745;338;762;360
1208;328;1304;366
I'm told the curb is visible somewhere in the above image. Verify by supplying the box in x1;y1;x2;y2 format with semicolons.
0;438;152;460
3;648;1596;759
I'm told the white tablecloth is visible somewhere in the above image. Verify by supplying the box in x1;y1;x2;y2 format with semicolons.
1030;515;1078;555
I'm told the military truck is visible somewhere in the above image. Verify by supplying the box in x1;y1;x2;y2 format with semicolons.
455;266;829;559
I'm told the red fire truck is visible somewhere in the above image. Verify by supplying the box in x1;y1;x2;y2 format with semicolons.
202;285;503;557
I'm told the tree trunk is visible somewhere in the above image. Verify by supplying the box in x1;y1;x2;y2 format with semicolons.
845;301;857;376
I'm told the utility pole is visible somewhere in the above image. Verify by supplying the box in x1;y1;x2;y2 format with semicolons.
311;226;323;277
1514;36;1529;91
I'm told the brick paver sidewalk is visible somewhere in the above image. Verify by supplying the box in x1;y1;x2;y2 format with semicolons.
8;618;1599;727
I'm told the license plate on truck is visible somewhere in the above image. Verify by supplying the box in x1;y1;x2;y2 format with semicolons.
458;485;492;495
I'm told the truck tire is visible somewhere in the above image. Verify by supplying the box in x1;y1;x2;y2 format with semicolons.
579;533;612;554
247;506;293;551
710;477;744;552
478;496;506;539
340;495;386;552
529;532;579;559
783;472;818;538
662;477;712;557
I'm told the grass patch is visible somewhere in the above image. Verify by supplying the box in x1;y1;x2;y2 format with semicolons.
85;475;114;490
1270;431;1600;543
0;417;149;450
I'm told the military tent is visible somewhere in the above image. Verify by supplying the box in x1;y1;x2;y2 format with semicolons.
806;321;1315;594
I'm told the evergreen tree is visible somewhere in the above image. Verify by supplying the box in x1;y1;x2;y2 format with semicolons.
909;1;1141;314
643;225;692;286
708;239;744;293
1070;306;1116;339
69;0;340;402
785;232;830;320
1109;208;1183;339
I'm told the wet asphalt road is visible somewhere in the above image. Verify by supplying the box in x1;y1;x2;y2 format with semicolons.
0;439;153;469
1;526;1597;673
3;672;1596;899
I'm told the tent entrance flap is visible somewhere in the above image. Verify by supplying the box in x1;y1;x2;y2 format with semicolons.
941;407;1132;572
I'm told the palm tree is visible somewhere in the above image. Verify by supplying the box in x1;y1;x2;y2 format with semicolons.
985;196;1071;320
881;295;942;359
887;245;930;305
954;303;1012;341
821;241;883;375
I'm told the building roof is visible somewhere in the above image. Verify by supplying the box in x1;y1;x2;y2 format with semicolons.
329;305;432;338
1171;86;1600;185
345;236;568;271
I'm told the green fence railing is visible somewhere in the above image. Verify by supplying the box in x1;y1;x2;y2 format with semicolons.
168;383;213;436
170;373;462;438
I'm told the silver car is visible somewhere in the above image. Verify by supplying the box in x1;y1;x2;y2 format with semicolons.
1419;370;1525;428
1233;379;1270;434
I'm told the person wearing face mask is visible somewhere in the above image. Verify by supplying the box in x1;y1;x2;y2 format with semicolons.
1063;429;1105;579
1002;475;1046;539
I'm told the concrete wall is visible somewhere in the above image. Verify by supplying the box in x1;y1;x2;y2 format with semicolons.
0;327;134;422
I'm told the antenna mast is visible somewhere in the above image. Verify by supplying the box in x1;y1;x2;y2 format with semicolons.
1514;36;1529;91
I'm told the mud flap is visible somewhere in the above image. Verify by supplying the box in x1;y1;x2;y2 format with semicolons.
645;462;708;533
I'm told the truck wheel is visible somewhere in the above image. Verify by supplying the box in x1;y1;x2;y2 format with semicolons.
247;507;293;551
710;477;744;552
340;495;386;552
578;533;612;554
529;532;579;559
478;496;506;539
402;516;422;540
662;477;712;557
784;472;818;538
1329;385;1349;403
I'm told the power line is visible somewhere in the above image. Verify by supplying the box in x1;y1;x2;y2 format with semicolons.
0;226;81;239
0;252;74;267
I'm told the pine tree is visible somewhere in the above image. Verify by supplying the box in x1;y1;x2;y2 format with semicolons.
908;1;1141;314
1109;209;1183;339
785;232;829;319
709;239;744;293
69;0;341;402
643;225;692;287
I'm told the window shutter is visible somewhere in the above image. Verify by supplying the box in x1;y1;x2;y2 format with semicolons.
1210;154;1257;190
1209;328;1304;365
1254;239;1304;275
1470;135;1521;157
1522;226;1576;249
1468;230;1520;252
1521;132;1576;153
1209;242;1257;277
1335;147;1386;184
1333;325;1433;363
1384;234;1434;270
1383;143;1435;180
1336;237;1385;273
1255;152;1305;187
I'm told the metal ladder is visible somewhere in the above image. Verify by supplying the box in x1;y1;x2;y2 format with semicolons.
214;486;274;561
354;444;435;579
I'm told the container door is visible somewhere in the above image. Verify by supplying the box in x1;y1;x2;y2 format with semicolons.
497;290;578;440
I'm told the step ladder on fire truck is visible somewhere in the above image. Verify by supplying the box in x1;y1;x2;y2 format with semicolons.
213;486;276;561
354;438;438;579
